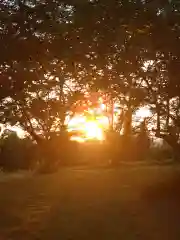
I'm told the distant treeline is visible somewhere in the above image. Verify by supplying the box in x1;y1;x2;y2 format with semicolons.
0;127;174;173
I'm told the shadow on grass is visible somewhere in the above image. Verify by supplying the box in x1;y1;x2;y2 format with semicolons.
139;173;180;240
142;174;180;203
1;167;180;240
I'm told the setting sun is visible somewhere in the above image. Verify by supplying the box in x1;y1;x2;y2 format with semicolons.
67;92;153;143
83;121;104;141
68;115;107;142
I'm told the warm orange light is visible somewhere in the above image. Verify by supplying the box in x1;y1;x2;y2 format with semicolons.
83;121;104;141
68;94;110;142
68;114;107;142
135;107;152;119
71;136;85;143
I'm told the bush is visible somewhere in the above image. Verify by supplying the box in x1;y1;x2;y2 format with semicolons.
149;144;173;162
0;131;35;171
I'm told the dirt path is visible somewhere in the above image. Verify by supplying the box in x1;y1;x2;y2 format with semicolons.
0;166;180;239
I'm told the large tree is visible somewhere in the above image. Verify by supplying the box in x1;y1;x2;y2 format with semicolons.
1;0;180;157
0;0;85;143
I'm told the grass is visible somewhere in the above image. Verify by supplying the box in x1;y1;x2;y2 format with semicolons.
0;165;180;239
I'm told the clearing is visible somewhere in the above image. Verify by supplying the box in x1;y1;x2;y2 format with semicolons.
0;165;180;239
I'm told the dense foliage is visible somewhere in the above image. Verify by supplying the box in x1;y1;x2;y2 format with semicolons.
0;0;180;170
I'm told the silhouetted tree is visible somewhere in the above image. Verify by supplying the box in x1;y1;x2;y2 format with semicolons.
1;0;180;164
135;119;150;161
0;130;35;171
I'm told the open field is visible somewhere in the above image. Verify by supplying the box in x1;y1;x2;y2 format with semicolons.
0;165;180;239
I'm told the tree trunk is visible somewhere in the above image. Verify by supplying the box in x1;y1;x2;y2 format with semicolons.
166;98;170;128
123;108;132;136
157;133;180;161
156;104;161;134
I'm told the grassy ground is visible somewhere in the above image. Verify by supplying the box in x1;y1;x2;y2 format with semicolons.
0;165;180;239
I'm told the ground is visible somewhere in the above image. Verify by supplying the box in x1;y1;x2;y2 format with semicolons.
0;165;180;240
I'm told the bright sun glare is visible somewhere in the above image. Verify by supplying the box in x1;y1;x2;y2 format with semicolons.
135;107;152;119
68;115;107;142
0;96;151;142
83;121;104;141
68;104;152;143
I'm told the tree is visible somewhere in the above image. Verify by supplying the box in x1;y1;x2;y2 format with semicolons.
0;0;85;142
1;0;180;163
0;130;35;171
135;119;150;160
62;0;178;136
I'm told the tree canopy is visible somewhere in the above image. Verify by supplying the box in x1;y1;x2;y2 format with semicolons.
0;0;180;156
